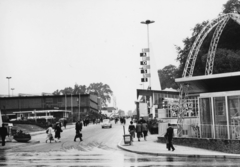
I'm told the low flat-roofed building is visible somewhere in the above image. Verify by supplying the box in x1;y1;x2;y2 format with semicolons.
0;94;99;122
176;71;240;140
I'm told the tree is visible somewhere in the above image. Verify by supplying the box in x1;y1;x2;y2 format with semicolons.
72;84;87;94
223;0;240;14
52;83;113;108
87;82;113;107
175;21;209;77
175;0;240;76
118;109;125;117
158;65;179;90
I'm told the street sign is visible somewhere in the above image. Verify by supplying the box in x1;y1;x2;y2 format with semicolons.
141;78;148;82
142;65;150;69
140;53;147;57
140;61;147;65
141;69;147;74
143;73;151;78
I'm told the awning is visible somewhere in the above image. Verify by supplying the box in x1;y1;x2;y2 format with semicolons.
175;71;240;94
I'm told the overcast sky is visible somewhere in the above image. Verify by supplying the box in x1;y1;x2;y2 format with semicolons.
0;0;227;112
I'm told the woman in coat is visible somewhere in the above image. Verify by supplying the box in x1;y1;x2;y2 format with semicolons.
141;120;148;141
128;121;136;142
135;120;142;142
54;123;62;142
46;124;57;143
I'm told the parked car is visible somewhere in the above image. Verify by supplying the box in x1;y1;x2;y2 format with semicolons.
101;119;112;129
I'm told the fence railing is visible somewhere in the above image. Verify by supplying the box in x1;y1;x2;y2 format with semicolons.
159;123;240;140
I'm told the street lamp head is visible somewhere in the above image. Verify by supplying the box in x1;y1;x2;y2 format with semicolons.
141;20;155;24
6;77;11;79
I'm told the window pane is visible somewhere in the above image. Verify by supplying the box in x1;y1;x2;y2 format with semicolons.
228;96;240;140
213;97;227;139
199;98;213;138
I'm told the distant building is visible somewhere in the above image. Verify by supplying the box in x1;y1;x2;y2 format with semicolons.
0;94;99;122
136;89;179;119
101;107;117;118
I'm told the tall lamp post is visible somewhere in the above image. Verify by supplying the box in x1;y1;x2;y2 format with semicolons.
6;77;12;97
141;20;154;90
141;20;154;118
11;88;15;96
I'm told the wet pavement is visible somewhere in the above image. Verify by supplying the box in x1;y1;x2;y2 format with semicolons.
1;121;240;166
118;134;240;159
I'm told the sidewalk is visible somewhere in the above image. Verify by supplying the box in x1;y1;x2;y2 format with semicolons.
0;124;75;150
117;134;240;159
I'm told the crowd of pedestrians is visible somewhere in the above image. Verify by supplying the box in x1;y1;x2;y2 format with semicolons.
129;118;149;142
128;118;175;151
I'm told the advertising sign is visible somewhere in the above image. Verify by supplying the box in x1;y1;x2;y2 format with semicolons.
139;103;148;117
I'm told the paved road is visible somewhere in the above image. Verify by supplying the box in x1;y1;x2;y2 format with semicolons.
1;119;240;166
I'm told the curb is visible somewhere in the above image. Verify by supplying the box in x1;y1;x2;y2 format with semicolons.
117;139;240;159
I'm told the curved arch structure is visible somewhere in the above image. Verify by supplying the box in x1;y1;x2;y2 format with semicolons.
177;13;240;137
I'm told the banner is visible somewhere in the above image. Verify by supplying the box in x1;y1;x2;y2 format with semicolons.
139;103;148;117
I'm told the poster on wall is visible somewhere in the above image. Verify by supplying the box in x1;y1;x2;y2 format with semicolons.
158;109;166;119
139;102;148;117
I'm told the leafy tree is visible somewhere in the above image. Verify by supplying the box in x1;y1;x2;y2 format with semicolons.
52;82;113;108
118;109;125;116
175;0;240;77
158;65;179;90
223;0;240;13
72;84;87;94
52;89;62;95
87;82;113;107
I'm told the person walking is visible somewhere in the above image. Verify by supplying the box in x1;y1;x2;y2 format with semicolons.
142;120;148;141
46;124;57;143
165;123;175;151
0;124;8;146
74;120;83;142
135;120;143;142
128;121;136;142
54;123;62;142
63;119;67;129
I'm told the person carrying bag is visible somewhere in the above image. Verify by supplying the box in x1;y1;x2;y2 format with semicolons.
128;121;136;142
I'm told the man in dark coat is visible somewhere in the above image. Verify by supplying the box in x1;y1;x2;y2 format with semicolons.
0;124;8;146
165;123;175;151
63;119;67;129
74;120;83;142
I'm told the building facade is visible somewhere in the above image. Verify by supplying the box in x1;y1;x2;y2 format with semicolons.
0;94;99;122
176;71;240;140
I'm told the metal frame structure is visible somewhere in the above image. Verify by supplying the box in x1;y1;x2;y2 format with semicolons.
177;13;240;137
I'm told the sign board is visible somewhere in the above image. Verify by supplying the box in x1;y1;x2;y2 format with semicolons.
141;78;148;82
143;73;151;78
139;103;148;117
140;53;147;57
158;109;166;119
142;48;149;52
140;61;147;65
142;65;150;69
141;69;147;74
142;57;150;61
